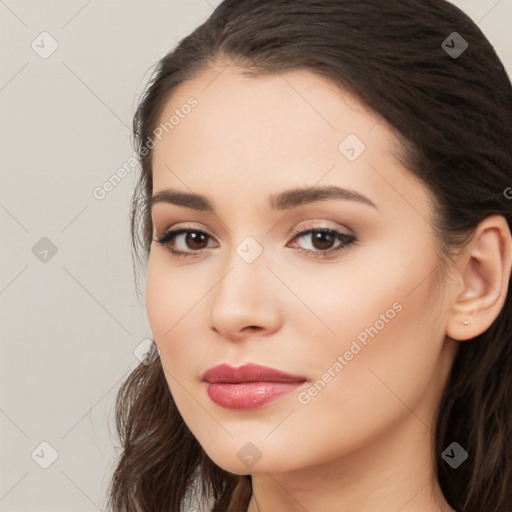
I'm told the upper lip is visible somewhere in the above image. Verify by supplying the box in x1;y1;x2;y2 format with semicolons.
201;363;308;384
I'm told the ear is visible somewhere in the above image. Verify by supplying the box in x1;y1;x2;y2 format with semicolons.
446;215;512;341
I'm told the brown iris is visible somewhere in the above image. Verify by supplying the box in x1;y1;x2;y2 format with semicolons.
186;231;209;250
309;230;336;251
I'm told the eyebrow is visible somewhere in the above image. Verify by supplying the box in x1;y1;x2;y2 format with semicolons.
148;185;377;211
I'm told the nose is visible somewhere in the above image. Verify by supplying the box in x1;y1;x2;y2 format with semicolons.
208;250;283;341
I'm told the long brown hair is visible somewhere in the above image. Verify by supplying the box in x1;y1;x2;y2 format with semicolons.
108;1;512;511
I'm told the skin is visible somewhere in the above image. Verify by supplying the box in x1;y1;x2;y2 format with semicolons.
145;63;512;512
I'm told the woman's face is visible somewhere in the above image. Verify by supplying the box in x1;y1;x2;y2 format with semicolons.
146;65;459;474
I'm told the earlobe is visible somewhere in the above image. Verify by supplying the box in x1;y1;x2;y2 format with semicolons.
445;215;512;342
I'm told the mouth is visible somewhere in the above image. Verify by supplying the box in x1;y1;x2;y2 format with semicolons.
201;363;308;410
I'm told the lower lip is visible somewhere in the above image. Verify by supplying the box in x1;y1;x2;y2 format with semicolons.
204;381;305;410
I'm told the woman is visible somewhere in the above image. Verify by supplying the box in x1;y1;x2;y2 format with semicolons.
108;1;512;511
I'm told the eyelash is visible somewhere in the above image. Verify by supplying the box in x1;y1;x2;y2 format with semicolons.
153;226;356;259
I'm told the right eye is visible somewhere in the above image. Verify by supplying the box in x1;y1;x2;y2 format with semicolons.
154;228;218;257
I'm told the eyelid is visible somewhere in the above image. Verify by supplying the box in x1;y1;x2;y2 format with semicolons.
154;220;349;243
154;222;216;239
289;219;354;237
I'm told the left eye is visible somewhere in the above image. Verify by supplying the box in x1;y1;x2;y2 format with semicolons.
288;228;355;255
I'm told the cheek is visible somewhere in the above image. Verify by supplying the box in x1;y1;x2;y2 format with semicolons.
294;253;444;442
281;244;414;351
144;254;216;380
297;302;438;459
145;257;170;338
145;258;196;407
145;253;201;338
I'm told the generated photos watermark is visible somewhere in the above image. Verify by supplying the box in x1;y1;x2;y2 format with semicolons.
298;301;403;405
92;96;198;200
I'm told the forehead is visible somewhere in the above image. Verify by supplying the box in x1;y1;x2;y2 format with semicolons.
155;65;385;147
150;65;431;219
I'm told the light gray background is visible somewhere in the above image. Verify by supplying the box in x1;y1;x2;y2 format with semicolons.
0;1;510;511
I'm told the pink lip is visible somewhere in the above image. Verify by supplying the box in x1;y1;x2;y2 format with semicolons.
201;363;308;410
